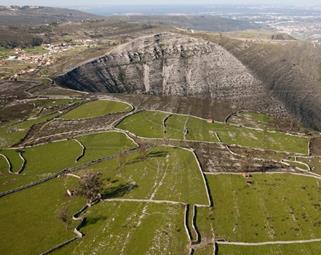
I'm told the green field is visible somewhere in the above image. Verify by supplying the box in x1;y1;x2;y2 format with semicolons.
0;112;59;147
228;112;275;130
218;242;321;255
197;174;321;243
117;111;309;154
54;202;189;255
165;114;188;139
0;149;24;173
76;131;136;163
0;132;136;192
0;98;80;147
0;155;8;174
0;177;85;255
0;139;81;192
194;245;214;255
78;146;209;205
63;100;132;120
117;111;166;138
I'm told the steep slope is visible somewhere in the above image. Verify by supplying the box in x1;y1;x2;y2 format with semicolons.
0;5;98;26
56;33;277;109
209;35;321;130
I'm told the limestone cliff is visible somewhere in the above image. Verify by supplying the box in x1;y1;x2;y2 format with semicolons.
56;33;268;100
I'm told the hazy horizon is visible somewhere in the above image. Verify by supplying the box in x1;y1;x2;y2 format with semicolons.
1;0;321;7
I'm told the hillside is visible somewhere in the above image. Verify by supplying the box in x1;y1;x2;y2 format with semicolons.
196;33;321;131
56;32;286;115
111;15;260;32
0;5;99;26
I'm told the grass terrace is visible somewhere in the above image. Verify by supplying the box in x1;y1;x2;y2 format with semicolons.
197;174;321;243
117;110;166;138
0;139;81;192
0;177;85;255
76;131;137;163
218;242;321;255
0;149;24;173
0;112;59;147
63;100;132;120
78;146;209;205
54;202;189;255
0;131;136;192
117;111;309;154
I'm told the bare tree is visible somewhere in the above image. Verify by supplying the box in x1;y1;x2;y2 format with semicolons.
57;207;71;230
138;143;150;160
75;172;104;204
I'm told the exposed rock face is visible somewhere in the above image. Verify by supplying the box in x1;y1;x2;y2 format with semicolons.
57;33;268;100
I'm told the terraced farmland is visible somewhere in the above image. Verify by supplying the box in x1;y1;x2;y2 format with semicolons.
0;131;136;193
77;146;209;205
0;93;320;255
117;111;309;154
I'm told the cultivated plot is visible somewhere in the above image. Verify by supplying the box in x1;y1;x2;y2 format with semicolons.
63;100;132;120
76;131;137;163
117;111;309;154
0;177;85;255
117;110;166;138
54;201;189;255
79;146;209;205
0;149;24;173
217;242;321;255
0;132;135;192
197;174;321;243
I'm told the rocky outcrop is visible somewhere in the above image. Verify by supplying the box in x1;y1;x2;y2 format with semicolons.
56;33;270;101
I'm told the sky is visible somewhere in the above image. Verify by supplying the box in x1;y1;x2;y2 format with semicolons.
0;0;319;7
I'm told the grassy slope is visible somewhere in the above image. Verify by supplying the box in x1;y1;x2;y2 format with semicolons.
54;202;189;255
194;246;214;255
197;174;321;243
0;112;59;147
0;177;85;255
118;111;308;154
77;131;136;163
218;242;321;255
63;100;132;120
0;156;8;174
0;99;81;147
117;111;166;138
0;139;81;192
79;146;208;205
0;132;136;193
0;149;23;172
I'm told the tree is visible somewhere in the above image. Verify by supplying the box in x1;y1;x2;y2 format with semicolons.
75;172;104;204
57;207;71;230
137;143;150;160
